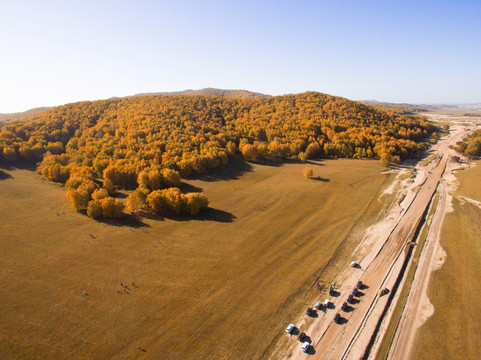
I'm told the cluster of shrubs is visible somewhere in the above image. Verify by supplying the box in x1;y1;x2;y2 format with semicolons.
63;164;208;220
453;130;481;158
126;187;208;216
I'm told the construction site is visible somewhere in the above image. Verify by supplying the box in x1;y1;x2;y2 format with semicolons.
270;116;481;360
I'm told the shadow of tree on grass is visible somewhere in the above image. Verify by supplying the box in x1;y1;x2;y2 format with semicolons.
162;207;236;223
187;157;253;182
94;214;151;228
0;169;12;180
310;176;330;182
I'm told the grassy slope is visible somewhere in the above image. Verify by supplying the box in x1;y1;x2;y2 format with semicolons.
0;159;388;360
412;162;481;359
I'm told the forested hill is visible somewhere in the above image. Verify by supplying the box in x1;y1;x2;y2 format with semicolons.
361;101;430;115
0;91;435;218
0;107;51;123
135;87;269;98
0;91;435;174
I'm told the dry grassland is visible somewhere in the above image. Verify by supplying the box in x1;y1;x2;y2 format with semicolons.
412;162;481;359
0;159;388;359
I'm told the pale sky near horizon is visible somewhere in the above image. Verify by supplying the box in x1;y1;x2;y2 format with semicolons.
1;0;480;113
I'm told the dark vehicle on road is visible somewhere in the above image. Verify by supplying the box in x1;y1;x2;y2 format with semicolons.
333;313;340;323
347;295;354;304
298;332;306;342
341;302;348;311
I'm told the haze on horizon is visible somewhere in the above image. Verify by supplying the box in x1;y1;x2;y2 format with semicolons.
1;0;480;113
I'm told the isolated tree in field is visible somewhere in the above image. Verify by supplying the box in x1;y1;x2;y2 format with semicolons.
304;167;314;179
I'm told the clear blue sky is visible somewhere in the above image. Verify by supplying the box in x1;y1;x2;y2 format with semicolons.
1;0;480;112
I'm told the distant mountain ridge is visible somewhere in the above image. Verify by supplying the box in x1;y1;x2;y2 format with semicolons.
0;107;51;123
134;87;270;99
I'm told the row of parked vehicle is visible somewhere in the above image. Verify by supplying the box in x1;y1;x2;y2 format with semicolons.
284;280;365;352
334;280;363;323
285;324;310;352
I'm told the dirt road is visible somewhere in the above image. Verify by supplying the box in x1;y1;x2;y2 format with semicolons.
277;119;479;360
386;120;480;360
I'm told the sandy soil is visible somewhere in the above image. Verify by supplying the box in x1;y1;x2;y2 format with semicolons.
273;119;480;360
386;119;481;360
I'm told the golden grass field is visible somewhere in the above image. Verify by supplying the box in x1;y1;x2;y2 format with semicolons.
412;161;481;359
0;159;390;359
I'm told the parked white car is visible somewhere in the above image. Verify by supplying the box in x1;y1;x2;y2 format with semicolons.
301;341;310;352
285;323;295;333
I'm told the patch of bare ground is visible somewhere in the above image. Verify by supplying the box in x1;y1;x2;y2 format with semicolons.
411;153;481;359
384;118;481;360
269;117;481;360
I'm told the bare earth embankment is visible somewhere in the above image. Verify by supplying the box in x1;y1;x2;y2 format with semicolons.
411;147;481;358
271;116;480;360
0;159;389;360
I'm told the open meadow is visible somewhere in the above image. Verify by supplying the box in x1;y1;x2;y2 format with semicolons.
0;159;390;359
412;161;481;359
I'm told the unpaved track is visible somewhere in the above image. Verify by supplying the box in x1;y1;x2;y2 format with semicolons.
316;157;446;360
386;183;446;360
281;121;479;360
386;120;481;360
284;155;446;360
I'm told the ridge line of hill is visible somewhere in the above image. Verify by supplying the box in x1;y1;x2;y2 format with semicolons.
133;87;271;99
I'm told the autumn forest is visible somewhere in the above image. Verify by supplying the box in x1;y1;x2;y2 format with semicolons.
0;92;435;220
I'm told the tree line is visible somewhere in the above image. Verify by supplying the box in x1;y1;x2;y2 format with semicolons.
0;92;436;219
